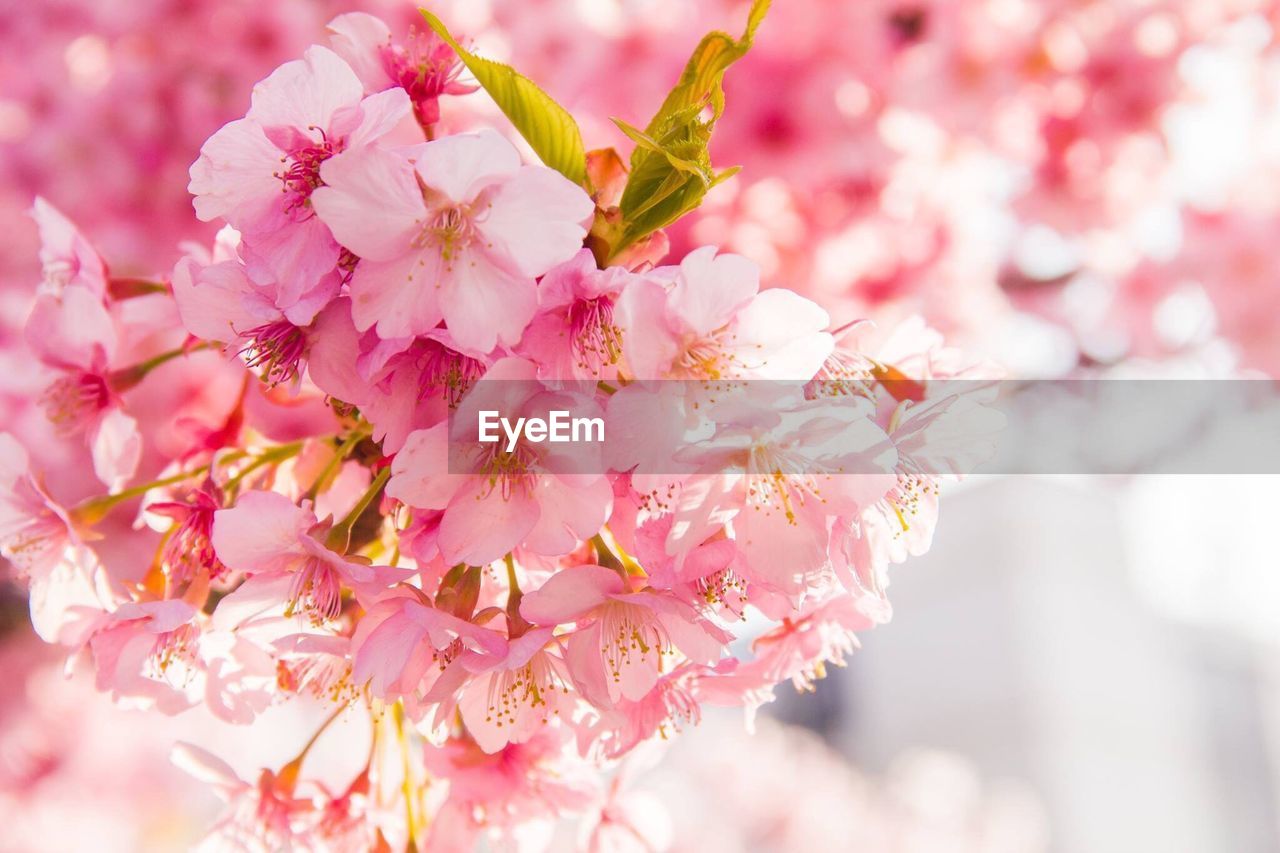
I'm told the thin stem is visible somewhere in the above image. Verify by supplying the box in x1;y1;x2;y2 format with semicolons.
278;703;347;791
594;529;646;577
72;464;210;525
326;466;390;553
590;532;625;574
504;553;521;597
302;429;367;503
298;702;347;758
110;342;218;392
222;440;305;494
393;701;418;851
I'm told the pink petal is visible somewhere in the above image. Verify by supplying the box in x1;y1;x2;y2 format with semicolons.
247;45;363;132
347;248;446;338
239;213;340;310
439;248;537;352
326;13;395;93
726;289;833;379
669;247;759;337
306;298;368;404
353;603;430;697
413;129;521;203
89;407;141;490
211;490;312;574
564;621;613;708
519;564;622;626
171;258;261;343
188;118;281;223
31;197;107;296
387;424;466;510
25;285;116;371
209;573;295;631
359;366;442;453
171;743;245;793
437;479;540;566
616;279;679;379
0;432;30;493
348;87;412;147
522;475;612;557
312;145;424;260
477;165;594;278
28;556;113;645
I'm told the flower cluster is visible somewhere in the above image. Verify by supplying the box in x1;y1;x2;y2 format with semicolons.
1;8;1002;851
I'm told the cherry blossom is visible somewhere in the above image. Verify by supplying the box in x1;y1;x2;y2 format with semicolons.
617;246;833;381
189;45;411;302
311;128;594;350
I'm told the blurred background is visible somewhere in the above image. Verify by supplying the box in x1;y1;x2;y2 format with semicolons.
3;0;1280;850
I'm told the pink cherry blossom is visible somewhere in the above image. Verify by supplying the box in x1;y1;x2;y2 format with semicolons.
387;358;612;566
311;129;594;350
145;484;227;584
172;249;339;385
520;565;732;705
422;726;598;852
307;298;490;452
23;201;147;488
350;587;507;704
0;433;118;644
617;246;834;380
608;383;899;600
0;432;86;581
171;743;317;851
31;196;108;298
517;249;636;382
211;489;399;625
189;45;411;302
0;4;1093;843
738;592;882;692
456;626;576;754
327;12;476;130
87;598;202;714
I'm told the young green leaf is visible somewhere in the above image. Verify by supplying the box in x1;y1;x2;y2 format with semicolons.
644;0;771;133
609;0;771;260
421;8;587;187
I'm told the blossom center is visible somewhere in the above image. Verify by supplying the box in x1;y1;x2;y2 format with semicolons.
381;29;467;126
158;499;225;584
599;603;672;682
146;623;200;684
696;567;747;618
277;653;355;705
414;203;478;265
479;652;569;730
744;443;827;524
475;441;538;500
1;512;66;577
882;470;937;537
286;557;343;625
416;339;484;407
567;296;622;373
40;371;110;432
239;319;307;385
674;328;738;380
275;131;342;218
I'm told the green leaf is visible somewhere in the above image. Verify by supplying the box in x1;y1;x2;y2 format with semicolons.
643;0;771;134
610;0;771;259
421;8;587;187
